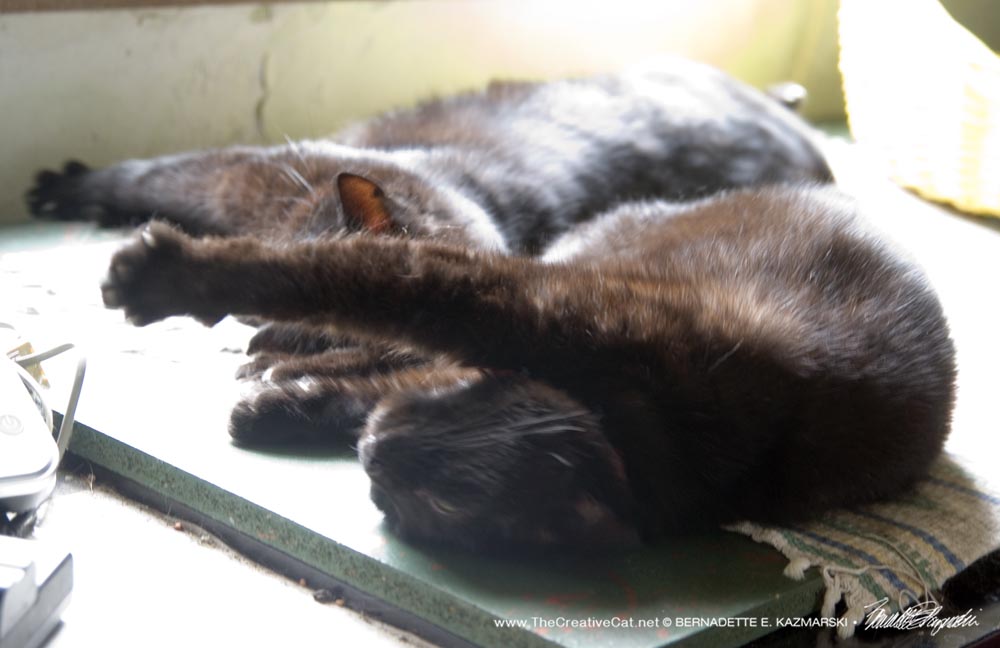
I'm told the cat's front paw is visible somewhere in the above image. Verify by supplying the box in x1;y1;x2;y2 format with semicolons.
26;161;96;221
101;222;224;326
228;379;367;445
235;353;287;381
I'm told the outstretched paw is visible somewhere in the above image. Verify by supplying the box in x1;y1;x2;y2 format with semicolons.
26;161;96;221
101;222;223;326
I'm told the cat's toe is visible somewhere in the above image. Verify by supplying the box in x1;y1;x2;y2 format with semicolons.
235;361;259;381
26;161;94;221
228;383;311;444
235;354;283;381
26;161;141;227
101;223;199;325
26;171;63;216
106;247;140;285
31;170;60;194
110;224;167;274
63;160;89;176
101;243;147;311
99;282;122;309
229;379;370;445
140;227;160;248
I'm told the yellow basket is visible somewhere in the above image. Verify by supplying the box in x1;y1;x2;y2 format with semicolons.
839;0;1000;217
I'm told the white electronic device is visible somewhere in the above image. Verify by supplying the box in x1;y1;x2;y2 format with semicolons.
0;330;83;648
0;356;60;514
0;322;86;515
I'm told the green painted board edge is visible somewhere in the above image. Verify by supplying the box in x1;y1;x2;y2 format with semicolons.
65;419;557;648
64;417;825;648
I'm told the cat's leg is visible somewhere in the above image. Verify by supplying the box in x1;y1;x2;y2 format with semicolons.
26;145;341;237
245;322;354;355
29;150;253;233
236;343;429;381
239;322;349;379
101;223;650;378
358;374;639;549
229;363;477;444
239;321;425;379
234;323;448;442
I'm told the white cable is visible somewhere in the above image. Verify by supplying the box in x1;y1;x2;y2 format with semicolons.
56;356;86;459
5;335;86;460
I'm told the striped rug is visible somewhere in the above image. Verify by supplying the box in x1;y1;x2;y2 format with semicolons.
727;453;1000;638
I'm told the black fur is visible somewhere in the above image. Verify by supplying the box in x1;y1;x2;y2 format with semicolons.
28;60;955;552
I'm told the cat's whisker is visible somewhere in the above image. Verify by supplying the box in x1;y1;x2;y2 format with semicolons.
279;163;315;194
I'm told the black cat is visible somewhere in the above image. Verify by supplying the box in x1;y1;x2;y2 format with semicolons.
27;58;830;253
29;60;954;551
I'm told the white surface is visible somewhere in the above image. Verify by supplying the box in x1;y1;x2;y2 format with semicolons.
33;474;434;648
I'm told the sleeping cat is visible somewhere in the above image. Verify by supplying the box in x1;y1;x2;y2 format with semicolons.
28;58;834;442
27;58;830;251
27;59;955;550
95;187;955;549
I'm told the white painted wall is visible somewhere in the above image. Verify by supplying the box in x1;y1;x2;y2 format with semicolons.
0;0;843;224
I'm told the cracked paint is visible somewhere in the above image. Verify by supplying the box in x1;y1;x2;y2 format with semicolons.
255;52;272;141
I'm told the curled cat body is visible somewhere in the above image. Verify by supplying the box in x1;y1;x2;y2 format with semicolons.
28;58;955;551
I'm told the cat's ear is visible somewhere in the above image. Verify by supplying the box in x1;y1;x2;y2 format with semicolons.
336;173;395;234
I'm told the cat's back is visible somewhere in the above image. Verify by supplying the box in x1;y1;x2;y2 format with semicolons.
549;185;908;290
335;59;833;254
682;187;956;518
334;57;832;187
549;185;955;523
546;184;955;393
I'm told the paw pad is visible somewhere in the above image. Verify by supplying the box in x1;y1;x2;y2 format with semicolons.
25;161;93;220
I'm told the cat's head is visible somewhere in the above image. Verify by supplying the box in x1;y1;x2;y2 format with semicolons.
357;374;639;552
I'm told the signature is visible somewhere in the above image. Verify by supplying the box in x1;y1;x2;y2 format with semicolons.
864;598;980;636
